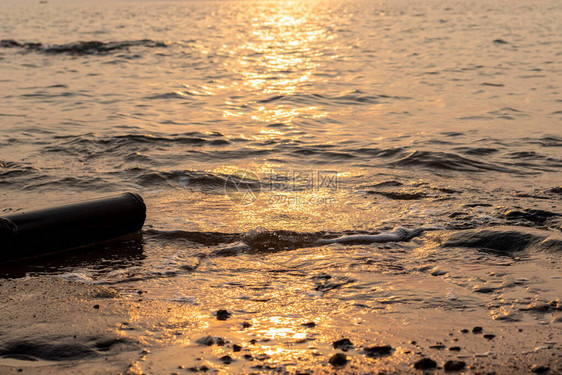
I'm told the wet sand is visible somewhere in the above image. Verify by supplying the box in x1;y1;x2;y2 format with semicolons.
1;276;560;374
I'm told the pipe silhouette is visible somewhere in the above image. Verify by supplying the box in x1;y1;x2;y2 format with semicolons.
0;193;146;262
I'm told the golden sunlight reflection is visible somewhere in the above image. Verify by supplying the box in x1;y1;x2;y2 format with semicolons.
258;317;308;340
250;106;326;124
224;0;335;114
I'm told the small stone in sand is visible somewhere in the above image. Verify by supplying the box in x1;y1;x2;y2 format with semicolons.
220;355;233;364
333;338;353;351
449;346;461;351
484;334;496;340
329;353;348;366
216;309;231;320
531;365;550;374
233;344;242;352
472;326;483;334
444;360;466;372
302;322;316;328
414;358;437;370
93;304;100;309
196;336;216;346
473;285;496;293
493;39;509;44
429;343;446;350
188;366;209;372
364;345;392;357
460;329;469;333
242;321;252;328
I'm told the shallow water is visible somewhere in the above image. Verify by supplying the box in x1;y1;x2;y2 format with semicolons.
0;0;561;372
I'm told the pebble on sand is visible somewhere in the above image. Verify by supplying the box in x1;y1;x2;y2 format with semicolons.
363;344;393;357
219;355;233;364
332;338;353;351
195;335;225;346
444;360;466;372
429;343;446;350
216;309;232;320
414;358;437;370
472;326;483;334
329;353;348;366
531;364;550;374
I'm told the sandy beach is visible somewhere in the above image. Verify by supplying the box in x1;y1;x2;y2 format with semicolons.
1;259;560;374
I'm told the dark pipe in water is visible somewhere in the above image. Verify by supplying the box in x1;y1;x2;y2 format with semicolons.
0;192;146;262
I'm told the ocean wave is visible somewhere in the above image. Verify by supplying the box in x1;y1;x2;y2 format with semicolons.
392;150;524;173
2;133;559;194
145;222;562;258
525;136;562;148
43;132;230;158
144;227;431;255
143;229;240;246
0;161;37;186
453;147;499;156
443;227;562;253
131;169;232;189
502;208;560;226
0;39;166;55
252;91;410;107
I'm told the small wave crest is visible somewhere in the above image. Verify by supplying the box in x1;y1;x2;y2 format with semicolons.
0;39;166;55
316;227;428;245
443;227;562;253
144;227;430;256
393;150;524;173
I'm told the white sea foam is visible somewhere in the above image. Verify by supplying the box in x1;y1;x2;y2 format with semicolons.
57;272;94;284
317;227;426;245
